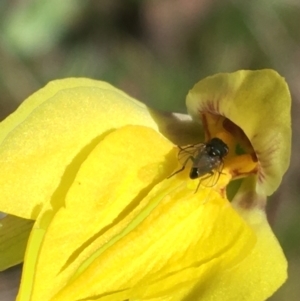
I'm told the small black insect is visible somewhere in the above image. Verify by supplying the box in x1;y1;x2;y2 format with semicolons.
169;137;229;192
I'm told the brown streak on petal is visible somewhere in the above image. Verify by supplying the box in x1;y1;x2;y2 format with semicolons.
237;191;266;210
251;152;258;162
200;113;211;140
230;167;258;179
258;170;266;184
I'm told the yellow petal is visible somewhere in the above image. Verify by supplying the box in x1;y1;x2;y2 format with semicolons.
0;214;33;271
49;185;255;301
17;125;174;300
187;69;291;196
17;125;255;301
189;203;287;301
0;78;159;219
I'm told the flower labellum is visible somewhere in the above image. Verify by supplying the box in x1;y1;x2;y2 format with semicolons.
0;70;291;301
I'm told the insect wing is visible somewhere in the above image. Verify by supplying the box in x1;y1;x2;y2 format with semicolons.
191;151;217;177
177;143;205;165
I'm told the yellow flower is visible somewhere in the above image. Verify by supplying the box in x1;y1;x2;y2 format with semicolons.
0;70;291;301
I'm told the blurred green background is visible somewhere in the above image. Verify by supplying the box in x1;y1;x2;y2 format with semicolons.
0;0;299;300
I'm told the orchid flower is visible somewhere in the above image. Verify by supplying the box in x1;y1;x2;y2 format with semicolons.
0;70;291;301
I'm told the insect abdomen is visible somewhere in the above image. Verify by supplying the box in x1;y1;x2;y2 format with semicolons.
190;167;200;179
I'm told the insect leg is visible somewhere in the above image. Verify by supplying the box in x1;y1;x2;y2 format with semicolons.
194;171;214;193
168;155;195;178
212;161;225;185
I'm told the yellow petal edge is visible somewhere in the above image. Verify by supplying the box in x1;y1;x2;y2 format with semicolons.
0;215;33;271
